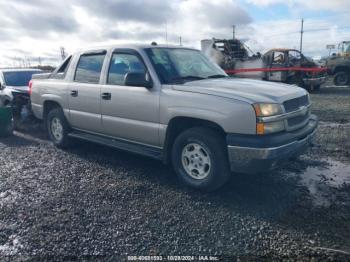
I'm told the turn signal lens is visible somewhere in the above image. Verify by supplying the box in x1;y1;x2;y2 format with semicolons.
256;121;285;135
256;123;265;135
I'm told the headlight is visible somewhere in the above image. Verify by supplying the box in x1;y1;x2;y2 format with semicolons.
257;121;285;135
253;103;283;117
253;103;285;135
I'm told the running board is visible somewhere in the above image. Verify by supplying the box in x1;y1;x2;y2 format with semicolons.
68;131;163;160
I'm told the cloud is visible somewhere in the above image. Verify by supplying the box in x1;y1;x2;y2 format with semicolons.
0;0;79;37
73;0;252;43
236;17;350;57
0;0;349;67
74;0;177;25
246;0;350;12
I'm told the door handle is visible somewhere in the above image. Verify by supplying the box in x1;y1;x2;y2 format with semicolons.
71;90;78;97
101;92;111;100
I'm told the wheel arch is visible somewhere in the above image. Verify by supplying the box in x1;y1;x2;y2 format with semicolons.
43;100;63;122
162;116;226;164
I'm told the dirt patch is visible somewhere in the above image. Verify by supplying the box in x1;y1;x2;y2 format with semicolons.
0;86;349;260
310;86;350;123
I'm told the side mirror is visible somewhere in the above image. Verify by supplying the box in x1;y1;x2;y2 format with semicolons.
0;82;4;90
124;72;153;88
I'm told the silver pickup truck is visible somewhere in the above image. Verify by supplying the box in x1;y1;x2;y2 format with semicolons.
31;44;318;191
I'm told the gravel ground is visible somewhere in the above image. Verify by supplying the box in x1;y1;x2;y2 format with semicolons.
0;85;350;261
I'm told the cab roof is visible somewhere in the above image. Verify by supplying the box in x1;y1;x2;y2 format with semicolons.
266;48;300;53
75;43;197;54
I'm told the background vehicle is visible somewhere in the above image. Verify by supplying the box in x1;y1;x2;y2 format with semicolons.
262;49;327;91
0;82;13;107
326;41;350;86
30;44;317;191
201;38;327;91
0;69;42;118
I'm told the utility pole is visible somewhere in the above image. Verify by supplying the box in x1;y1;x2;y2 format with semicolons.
300;18;304;53
60;47;66;60
232;25;236;40
165;21;168;46
179;36;182;46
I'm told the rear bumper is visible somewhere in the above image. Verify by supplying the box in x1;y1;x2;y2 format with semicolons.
303;76;327;86
226;115;318;173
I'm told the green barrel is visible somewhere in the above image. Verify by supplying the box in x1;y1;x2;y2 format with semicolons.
0;106;13;137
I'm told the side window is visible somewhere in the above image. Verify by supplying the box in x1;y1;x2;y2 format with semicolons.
107;53;146;86
52;56;72;79
58;56;72;74
75;53;106;84
273;52;285;64
289;50;302;61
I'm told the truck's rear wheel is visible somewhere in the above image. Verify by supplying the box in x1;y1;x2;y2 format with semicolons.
334;72;349;86
171;127;231;191
47;107;71;147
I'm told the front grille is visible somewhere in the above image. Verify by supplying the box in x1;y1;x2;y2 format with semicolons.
283;95;309;113
287;111;310;127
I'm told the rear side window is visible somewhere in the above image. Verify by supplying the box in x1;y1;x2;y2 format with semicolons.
107;53;146;86
74;53;106;84
57;56;72;74
51;56;72;79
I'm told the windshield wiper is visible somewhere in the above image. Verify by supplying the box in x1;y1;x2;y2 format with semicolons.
171;75;206;83
207;74;228;79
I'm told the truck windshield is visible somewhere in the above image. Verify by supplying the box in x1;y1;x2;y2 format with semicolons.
3;71;41;87
145;48;227;84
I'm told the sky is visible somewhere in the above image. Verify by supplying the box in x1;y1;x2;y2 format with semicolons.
0;0;349;67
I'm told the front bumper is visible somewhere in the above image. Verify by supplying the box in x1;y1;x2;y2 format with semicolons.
226;115;318;173
302;76;327;86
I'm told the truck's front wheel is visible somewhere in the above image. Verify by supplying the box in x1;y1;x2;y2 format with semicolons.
171;127;231;191
334;71;349;86
47;107;71;147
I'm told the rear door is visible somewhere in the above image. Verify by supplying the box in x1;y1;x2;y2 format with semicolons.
68;50;106;133
100;49;160;147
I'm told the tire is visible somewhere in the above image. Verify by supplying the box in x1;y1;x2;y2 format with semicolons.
171;127;231;192
334;71;349;86
313;85;321;91
47;107;71;147
287;76;304;88
305;84;320;92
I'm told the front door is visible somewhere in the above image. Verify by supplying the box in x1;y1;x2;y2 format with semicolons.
100;50;160;147
68;51;106;133
267;51;287;82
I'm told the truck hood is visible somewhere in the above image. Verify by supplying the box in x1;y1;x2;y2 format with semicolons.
172;78;307;104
